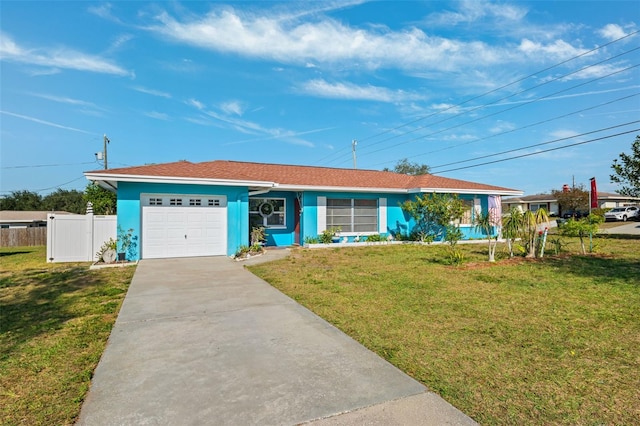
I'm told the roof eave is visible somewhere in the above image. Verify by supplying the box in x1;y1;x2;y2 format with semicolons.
409;187;523;196
84;172;277;189
275;184;408;193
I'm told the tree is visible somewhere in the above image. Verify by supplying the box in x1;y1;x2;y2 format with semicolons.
42;189;86;214
0;190;43;210
384;158;430;175
522;208;549;258
551;184;588;216
610;135;640;197
502;207;524;258
475;211;500;262
559;214;603;254
401;193;465;243
84;183;116;215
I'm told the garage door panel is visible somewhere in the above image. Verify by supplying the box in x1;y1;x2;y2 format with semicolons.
142;196;227;259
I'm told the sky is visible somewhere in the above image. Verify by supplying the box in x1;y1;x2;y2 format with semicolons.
1;0;639;197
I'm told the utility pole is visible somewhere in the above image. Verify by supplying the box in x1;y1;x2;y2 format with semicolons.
352;139;357;169
103;134;110;169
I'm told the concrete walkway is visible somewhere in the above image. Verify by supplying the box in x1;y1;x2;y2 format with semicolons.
77;252;476;425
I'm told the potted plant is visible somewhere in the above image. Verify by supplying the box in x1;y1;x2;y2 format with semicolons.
97;238;117;263
117;226;135;262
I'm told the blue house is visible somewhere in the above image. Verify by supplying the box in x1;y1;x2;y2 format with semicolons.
84;160;521;260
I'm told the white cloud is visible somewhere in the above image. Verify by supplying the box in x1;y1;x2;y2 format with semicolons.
0;32;132;76
598;24;628;41
220;100;244;116
299;79;424;102
88;3;123;24
186;98;205;110
144;111;170;121
425;0;528;26
144;7;520;72
0;110;96;134
518;38;586;60
549;129;579;139
27;92;106;111
561;62;631;81
106;34;134;54
490;120;516;133
131;86;172;98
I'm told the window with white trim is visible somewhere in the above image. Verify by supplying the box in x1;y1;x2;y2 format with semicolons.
149;197;163;206
455;199;479;225
249;198;286;228
169;198;183;206
327;198;377;233
530;203;546;212
189;198;202;206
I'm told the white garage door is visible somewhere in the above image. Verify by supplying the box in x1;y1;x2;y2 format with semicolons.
141;195;227;259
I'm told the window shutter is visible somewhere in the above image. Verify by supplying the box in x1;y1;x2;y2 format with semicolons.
379;198;387;233
317;196;326;233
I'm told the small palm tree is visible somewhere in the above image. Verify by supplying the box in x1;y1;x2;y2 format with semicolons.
523;208;549;258
502;207;524;257
475;211;499;262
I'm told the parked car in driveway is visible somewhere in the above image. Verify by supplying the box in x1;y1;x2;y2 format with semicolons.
604;206;639;222
562;210;588;219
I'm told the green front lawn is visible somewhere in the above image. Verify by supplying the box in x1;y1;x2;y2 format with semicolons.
249;236;640;425
0;246;135;426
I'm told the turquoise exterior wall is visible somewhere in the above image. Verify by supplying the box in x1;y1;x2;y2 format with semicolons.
300;191;410;243
117;182;249;259
300;192;491;242
116;182;496;259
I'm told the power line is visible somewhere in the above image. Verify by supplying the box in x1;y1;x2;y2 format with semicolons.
1;161;95;170
355;29;639;146
430;120;640;170
411;92;640;163
433;128;640;174
352;62;639;164
354;46;640;159
314;29;640;167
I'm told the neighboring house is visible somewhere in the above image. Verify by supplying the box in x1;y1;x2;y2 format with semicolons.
596;192;640;208
502;191;640;216
502;194;560;216
0;210;76;229
84;160;522;259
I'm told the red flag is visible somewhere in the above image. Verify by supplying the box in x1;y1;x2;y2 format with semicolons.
590;178;598;209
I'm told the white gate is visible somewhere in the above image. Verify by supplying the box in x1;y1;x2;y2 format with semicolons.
47;211;116;262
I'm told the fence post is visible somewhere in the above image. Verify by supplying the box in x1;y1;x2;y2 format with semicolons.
86;202;94;262
46;213;55;262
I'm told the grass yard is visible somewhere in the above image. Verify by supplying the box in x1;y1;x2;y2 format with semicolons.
0;246;135;426
249;236;640;425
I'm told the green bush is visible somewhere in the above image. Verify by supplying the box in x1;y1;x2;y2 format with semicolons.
319;227;340;244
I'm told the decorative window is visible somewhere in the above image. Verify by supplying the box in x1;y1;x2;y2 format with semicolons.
189;198;202;206
169;198;183;206
327;198;377;233
249;198;285;228
149;198;163;206
208;199;221;207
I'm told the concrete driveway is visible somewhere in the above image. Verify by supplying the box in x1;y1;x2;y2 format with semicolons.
77;253;476;425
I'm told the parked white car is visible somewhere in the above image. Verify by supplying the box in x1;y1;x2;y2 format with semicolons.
604;206;639;222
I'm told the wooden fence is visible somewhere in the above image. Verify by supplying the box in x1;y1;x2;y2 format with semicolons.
0;227;47;247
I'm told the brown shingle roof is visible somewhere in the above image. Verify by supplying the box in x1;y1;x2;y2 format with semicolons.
86;160;519;193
